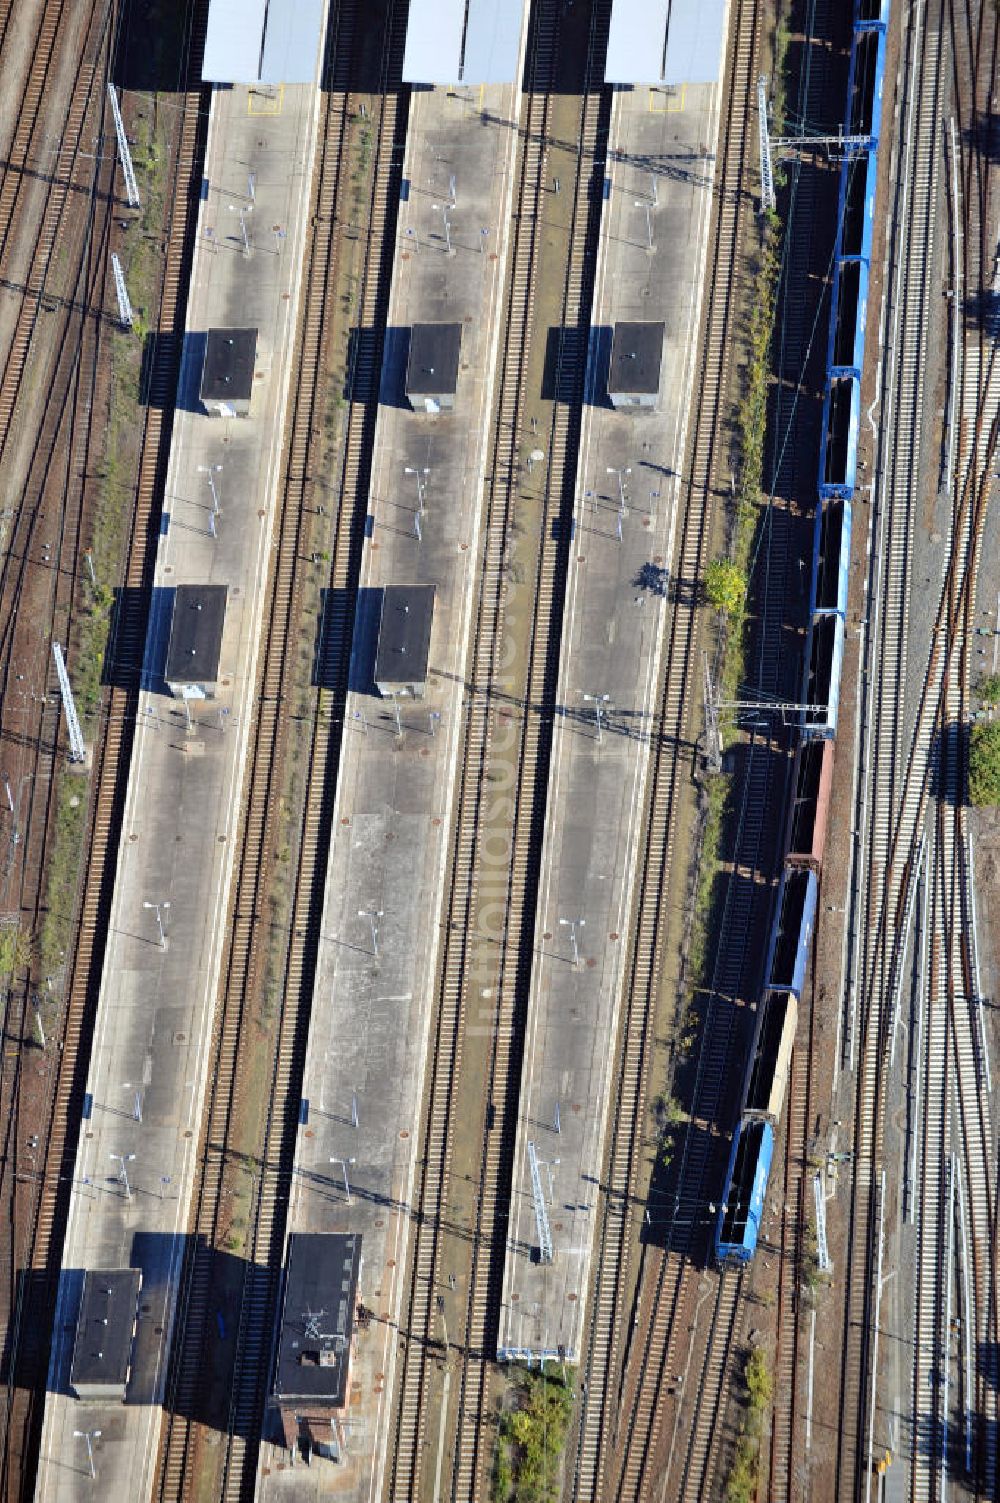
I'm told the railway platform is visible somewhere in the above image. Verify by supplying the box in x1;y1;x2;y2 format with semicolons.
34;80;323;1503
498;74;725;1363
254;74;526;1503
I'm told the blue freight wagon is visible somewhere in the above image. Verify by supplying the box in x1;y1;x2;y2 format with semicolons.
802;610;845;738
829;259;869;376
715;1119;774;1264
855;0;890;33
837;150;877;263
764;865;819;998
847;23;886;145
809;497;852;618
818;374;860;500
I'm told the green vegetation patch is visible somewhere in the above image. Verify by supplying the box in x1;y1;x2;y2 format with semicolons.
969;720;1000;806
39;96;174;981
0;922;31;986
39;779;87;975
725;1344;772;1503
977;672;1000;705
685;771;733;1008
493;1367;575;1503
705;558;748;616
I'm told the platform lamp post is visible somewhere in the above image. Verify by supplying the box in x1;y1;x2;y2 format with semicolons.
581;691;612;745
143;899;170;950
358;907;383;958
73;1428;102;1480
634;198;654;251
330;1155;356;1206
197;462;222;512
228;201;251;257
197;464;223;535
606;465;631;514
404;465;430;514
431;203;453;255
558;916;585;969
538;1155;560;1205
110;1152;135;1201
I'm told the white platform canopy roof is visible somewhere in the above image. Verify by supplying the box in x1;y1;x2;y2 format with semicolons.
203;0;327;85
606;0;727;85
403;0;526;85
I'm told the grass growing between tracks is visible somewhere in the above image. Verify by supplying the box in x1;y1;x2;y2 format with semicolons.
39;780;86;976
725;1344;772;1503
681;204;782;1022
684;771;733;1010
0;922;31;984
493;1368;575;1503
37;100;173;979
245;93;385;1033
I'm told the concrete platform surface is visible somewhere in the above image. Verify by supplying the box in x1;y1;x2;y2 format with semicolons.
35;78;323;1503
255;72;527;1503
499;76;724;1363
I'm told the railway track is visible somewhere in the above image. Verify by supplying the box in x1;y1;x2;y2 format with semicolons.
0;129;113;1503
681;1272;744;1503
153;3;409;1498
561;1;770;1499
909;5;999;1493
0;0;117;475
387;2;611;1497
837;0;1000;1494
0;0;115;1253
0;6;209;1496
0;0;71;261
763;3;846;1493
834;1;945;1492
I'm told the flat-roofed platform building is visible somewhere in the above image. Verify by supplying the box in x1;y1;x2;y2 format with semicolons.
271;1233;362;1464
608;320;665;409
70;1270;142;1402
405;323;462;413
202;0;328;84
375;585;435;699
164;584;228;700
403;0;527;83
605;0;728;85
200;328;257;418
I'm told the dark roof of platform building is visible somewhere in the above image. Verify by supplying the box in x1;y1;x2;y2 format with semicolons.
375;585;435;687
406;324;462;396
70;1269;141;1391
609;321;665;395
165;585;228;685
273;1234;362;1406
201;328;257;402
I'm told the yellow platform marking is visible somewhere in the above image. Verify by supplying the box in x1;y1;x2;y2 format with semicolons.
248;83;283;116
648;84;686;113
445;84;486;115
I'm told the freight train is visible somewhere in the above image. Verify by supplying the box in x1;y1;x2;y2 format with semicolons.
714;0;889;1263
